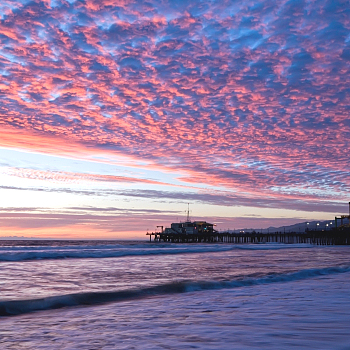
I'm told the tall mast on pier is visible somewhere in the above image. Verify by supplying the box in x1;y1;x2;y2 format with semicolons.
186;203;190;222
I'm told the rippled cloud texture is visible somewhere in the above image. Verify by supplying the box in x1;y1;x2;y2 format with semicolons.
0;0;349;237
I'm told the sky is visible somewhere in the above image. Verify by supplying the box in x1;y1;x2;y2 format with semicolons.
0;0;349;239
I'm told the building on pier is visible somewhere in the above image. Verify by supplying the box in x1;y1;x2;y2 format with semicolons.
164;220;217;235
334;202;350;229
160;204;217;235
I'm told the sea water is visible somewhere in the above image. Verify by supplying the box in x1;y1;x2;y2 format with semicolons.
0;240;349;349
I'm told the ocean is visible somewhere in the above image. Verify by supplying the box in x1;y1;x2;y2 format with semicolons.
0;240;349;349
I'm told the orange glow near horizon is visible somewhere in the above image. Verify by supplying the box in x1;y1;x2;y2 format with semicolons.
0;225;144;240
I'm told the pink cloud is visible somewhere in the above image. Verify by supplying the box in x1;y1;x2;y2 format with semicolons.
0;0;349;216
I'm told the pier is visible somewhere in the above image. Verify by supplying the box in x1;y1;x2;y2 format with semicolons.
147;202;350;245
147;228;350;245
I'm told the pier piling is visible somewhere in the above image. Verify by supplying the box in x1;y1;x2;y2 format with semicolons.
147;229;350;245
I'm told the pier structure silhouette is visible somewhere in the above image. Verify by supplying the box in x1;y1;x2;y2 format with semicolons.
147;202;350;245
147;228;350;245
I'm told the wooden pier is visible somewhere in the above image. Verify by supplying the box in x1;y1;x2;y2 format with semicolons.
147;228;350;245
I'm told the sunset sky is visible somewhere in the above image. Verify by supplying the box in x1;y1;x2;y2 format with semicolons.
0;0;349;239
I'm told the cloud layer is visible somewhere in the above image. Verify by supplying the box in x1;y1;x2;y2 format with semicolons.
0;0;349;234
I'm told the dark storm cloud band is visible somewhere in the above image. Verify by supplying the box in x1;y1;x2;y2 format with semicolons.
0;185;346;214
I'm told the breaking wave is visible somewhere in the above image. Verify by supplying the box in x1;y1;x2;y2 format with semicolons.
0;245;231;261
1;264;349;317
0;243;314;261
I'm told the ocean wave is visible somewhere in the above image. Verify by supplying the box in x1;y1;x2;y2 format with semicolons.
0;243;315;261
0;246;231;261
1;265;349;317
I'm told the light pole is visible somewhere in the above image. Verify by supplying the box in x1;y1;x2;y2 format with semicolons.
317;223;320;231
